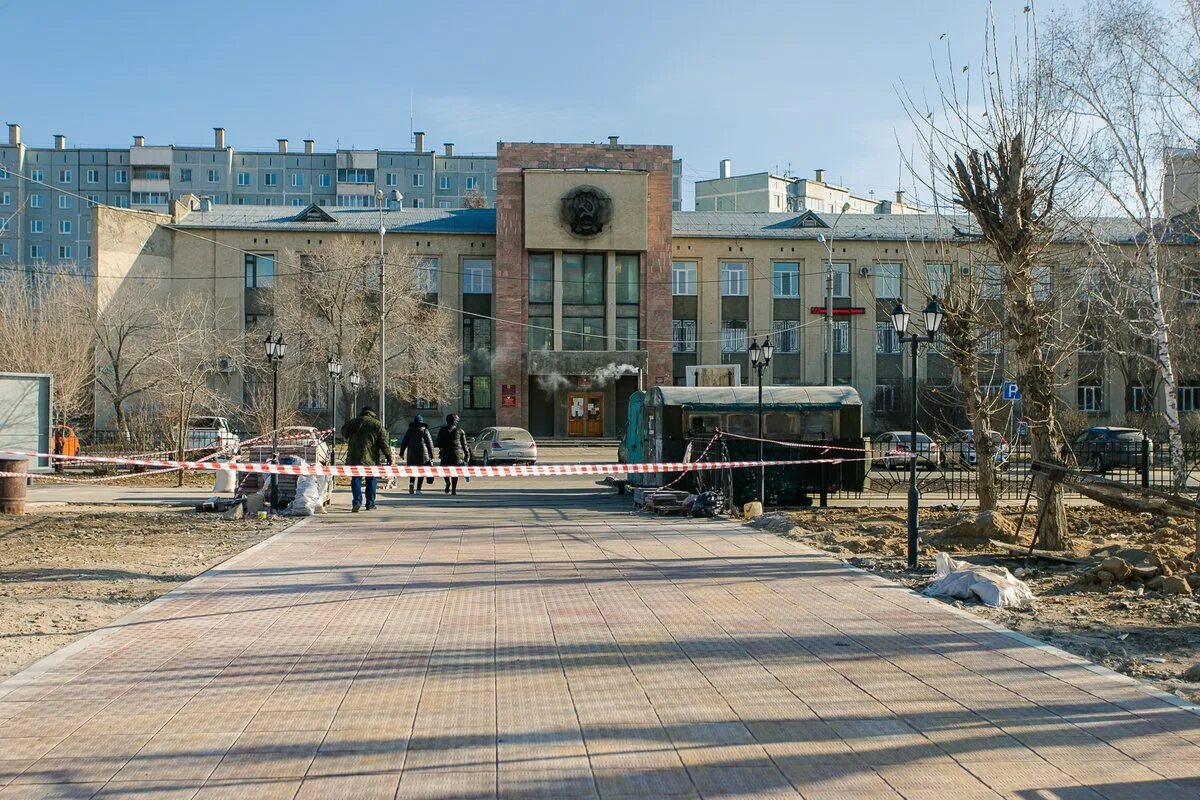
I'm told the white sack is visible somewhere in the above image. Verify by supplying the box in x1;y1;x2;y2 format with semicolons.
923;551;1036;609
287;474;329;516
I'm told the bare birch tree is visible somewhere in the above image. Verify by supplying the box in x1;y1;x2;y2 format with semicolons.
89;279;172;437
1044;0;1199;488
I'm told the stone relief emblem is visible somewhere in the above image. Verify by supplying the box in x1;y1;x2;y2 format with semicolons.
560;185;613;237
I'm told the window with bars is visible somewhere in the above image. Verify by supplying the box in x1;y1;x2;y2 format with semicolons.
672;319;697;353
875;384;898;412
875;322;899;354
823;320;850;354
721;320;748;353
772;320;799;353
462;376;492;409
462;316;492;355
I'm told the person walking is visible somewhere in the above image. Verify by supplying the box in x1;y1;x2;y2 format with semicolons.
436;413;471;495
399;415;435;495
340;405;392;512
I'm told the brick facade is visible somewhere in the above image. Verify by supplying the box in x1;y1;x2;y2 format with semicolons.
494;142;674;428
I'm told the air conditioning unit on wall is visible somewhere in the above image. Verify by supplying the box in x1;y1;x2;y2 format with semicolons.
216;357;236;374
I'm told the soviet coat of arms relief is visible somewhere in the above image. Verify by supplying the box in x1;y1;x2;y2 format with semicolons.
559;185;613;237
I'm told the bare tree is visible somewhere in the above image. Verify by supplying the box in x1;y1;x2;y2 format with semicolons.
461;189;490;209
1044;0;1199;488
0;267;94;425
905;6;1074;548
89;280;171;437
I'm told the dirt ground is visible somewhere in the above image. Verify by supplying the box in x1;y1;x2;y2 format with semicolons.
0;506;280;678
768;505;1200;704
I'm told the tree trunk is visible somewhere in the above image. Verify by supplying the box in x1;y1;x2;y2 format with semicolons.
962;371;999;513
1143;235;1185;489
176;393;186;488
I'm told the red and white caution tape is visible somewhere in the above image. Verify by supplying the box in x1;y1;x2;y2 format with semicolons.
1;449;863;480
717;430;870;455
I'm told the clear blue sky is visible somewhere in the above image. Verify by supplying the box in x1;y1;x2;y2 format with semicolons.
7;0;1090;207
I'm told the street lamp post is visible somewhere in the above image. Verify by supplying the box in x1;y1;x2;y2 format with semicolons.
326;354;342;466
817;202;851;385
748;336;773;506
375;188;403;431
264;331;287;513
889;298;944;570
349;370;362;414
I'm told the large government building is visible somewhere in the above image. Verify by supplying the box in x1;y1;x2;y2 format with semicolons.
71;139;1200;437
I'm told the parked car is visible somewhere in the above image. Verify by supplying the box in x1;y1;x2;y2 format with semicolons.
872;431;940;470
942;429;1010;469
1067;426;1151;474
184;416;239;451
471;427;538;465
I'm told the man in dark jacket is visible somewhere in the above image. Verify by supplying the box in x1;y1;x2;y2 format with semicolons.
436;414;471;495
399;415;435;495
341;406;392;512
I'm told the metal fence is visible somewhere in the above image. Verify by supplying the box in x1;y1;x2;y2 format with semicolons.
855;440;1200;500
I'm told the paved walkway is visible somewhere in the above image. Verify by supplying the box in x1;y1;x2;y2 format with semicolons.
1;481;1198;799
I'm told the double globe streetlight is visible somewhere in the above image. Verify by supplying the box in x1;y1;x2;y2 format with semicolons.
263;331;287;512
888;297;944;570
748;337;773;507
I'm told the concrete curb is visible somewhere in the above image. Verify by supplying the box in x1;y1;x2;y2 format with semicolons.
0;516;312;701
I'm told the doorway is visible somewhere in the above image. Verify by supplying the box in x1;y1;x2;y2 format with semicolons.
567;392;605;437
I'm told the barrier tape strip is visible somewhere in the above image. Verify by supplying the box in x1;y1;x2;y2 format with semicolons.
51;428;335;472
1;449;864;480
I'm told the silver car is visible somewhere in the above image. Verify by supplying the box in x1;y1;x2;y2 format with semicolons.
471;427;538;465
942;429;1011;469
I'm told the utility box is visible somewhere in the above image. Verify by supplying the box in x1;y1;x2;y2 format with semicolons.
0;373;53;472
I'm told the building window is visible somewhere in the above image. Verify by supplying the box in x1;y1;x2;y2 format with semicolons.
30;245;44;259
208;169;220;183
672;260;698;295
772;320;799;353
492;177;497;191
875;384;898;412
1178;383;1200;412
301;380;327;411
244;253;276;288
413;197;425;208
416;256;439;294
927;263;951;297
773;262;800;298
131;192;169;204
615;254;639;304
59;220;71;234
58;245;71;260
337;168;374;184
562;317;605;351
462;376;492;410
980;264;1002;299
616;318;639;351
562;253;604;304
58;169;72;184
30;220;42;233
438;200;451;209
179;168;192;182
721;262;748;296
412;173;425;188
463;316;492;354
244;313;270;330
290;174;303;187
0;191;8;205
386;173;398;187
438;175;452;190
318;174;331;188
824;320;850;354
463;258;493;294
721;320;748;353
830;262;851;298
335;194;373;208
529;253;553;303
1078;380;1103;412
86;194;99;207
465;176;477;190
875;322;900;354
291;198;304;206
0;243;9;257
1033;266;1053;301
528;317;553;351
875;262;902;299
673;319;697;353
114;169;128;184
58;195;71;209
29;194;42;208
263;172;278;186
236;172;250;186
1182;275;1200;304
31;169;44;182
979;329;1002;355
86;169;99;184
1128;384;1152;412
0;166;9;180
115;195;129;208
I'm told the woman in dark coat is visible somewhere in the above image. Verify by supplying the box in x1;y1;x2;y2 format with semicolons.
399;415;435;494
436;413;471;495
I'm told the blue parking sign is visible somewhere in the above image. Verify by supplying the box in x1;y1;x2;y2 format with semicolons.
1002;381;1021;400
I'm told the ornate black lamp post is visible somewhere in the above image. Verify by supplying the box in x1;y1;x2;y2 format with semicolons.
889;298;944;569
327;354;342;466
264;331;287;512
748;336;773;506
349;370;362;414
